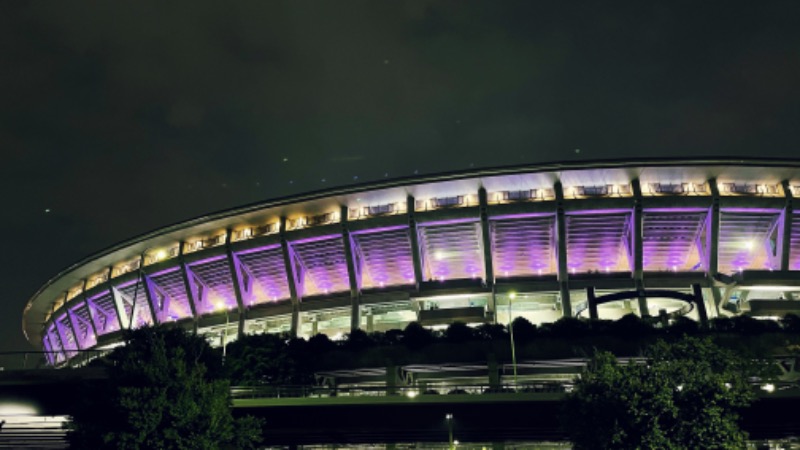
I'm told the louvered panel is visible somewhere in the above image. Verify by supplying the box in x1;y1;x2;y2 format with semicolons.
353;227;415;289
642;210;706;271
790;213;800;270
291;236;350;296
566;212;631;272
491;215;555;278
150;267;194;321
56;313;79;355
236;245;291;304
45;324;65;364
419;221;484;281
42;334;56;365
189;255;237;315
86;291;120;336
116;279;155;328
69;302;97;349
718;210;780;273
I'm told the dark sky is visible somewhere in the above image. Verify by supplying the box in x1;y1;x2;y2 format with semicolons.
2;1;800;358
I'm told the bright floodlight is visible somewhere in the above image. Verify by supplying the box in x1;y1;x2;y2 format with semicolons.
762;383;775;393
509;292;516;300
406;390;418;398
445;413;453;420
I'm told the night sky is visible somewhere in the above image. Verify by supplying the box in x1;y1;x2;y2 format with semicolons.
2;1;799;359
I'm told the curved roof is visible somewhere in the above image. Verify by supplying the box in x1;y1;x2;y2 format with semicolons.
23;156;800;347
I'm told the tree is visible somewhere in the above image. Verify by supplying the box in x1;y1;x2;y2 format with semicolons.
563;336;773;449
65;327;262;450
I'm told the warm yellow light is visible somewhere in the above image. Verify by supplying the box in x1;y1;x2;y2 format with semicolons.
762;383;775;393
155;250;167;260
215;303;225;311
406;390;418;399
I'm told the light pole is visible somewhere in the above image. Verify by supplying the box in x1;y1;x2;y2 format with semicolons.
508;292;518;385
216;303;229;360
445;413;454;449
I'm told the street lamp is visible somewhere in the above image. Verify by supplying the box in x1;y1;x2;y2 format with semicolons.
508;292;518;385
216;303;229;359
445;413;454;450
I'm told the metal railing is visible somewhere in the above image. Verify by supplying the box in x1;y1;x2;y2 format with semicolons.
230;382;573;400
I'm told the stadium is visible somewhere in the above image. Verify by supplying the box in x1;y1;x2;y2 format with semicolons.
23;158;800;366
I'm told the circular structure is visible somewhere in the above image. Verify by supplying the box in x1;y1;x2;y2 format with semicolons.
24;158;800;365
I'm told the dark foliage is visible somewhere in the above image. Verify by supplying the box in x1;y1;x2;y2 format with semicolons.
509;317;537;342
401;321;436;349
443;322;475;343
563;337;773;449
65;327;262;450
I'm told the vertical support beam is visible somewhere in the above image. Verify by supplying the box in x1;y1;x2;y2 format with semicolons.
103;266;126;333
136;254;158;327
707;179;720;277
631;180;649;317
554;181;572;317
140;272;160;325
407;195;424;290
225;230;246;338
65;284;86;350
692;283;709;329
781;180;794;271
110;285;130;330
78;278;100;346
586;287;599;320
478;187;496;320
280;217;301;337
57;292;80;356
341;206;362;331
178;242;200;333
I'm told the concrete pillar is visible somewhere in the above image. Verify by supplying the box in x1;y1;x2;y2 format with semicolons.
280;217;301;337
341;206;362;331
692;284;709;328
586;286;599;320
407;195;424;289
707;179;720;277
781;180;794;271
479;187;497;321
225;230;246;337
631;180;649;317
555;181;572;316
178;242;200;333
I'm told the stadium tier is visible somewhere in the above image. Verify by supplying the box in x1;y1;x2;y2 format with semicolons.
23;158;800;365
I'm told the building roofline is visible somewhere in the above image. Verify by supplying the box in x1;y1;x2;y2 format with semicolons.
22;156;800;345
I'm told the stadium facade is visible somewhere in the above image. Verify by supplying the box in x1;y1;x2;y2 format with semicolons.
23;158;800;365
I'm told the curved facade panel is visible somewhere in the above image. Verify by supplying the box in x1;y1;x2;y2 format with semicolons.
22;158;800;364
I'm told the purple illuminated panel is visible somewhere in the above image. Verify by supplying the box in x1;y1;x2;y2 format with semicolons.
149;267;194;322
418;220;484;281
642;210;706;271
566;211;631;273
235;245;291;305
116;279;156;328
42;335;55;365
69;302;97;349
290;236;350;297
352;227;415;288
188;255;238;315
86;291;121;335
490;215;555;278
791;213;800;270
45;324;65;365
718;209;781;273
55;313;79;358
